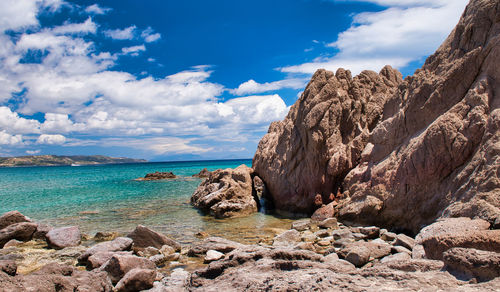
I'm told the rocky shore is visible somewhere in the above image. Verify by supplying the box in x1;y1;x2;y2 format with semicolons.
1;210;499;291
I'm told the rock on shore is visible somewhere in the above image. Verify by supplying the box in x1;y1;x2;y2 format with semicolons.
251;0;500;232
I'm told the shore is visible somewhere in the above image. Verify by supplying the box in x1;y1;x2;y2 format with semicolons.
1;211;499;291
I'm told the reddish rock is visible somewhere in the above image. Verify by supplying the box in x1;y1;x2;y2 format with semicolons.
190;165;258;218
78;237;133;263
114;268;156;292
0;260;17;276
136;171;176;181
86;251;133;270
0;211;31;230
311;202;335;221
422;230;500;260
443;247;500;281
187;237;244;257
192;168;211;178
339;241;392;267
32;223;52;240
127;225;180;251
45;226;81;250
101;254;155;284
0;222;37;248
415;217;491;244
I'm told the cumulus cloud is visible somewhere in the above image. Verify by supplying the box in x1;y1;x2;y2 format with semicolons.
0;130;23;145
0;107;40;134
231;78;308;96
51;17;97;35
104;25;136;40
85;4;111;15
141;27;161;43
37;134;66;145
280;0;468;75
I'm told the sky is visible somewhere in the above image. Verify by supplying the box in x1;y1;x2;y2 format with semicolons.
0;0;468;161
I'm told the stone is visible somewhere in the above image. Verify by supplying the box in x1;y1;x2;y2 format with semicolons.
137;171;176;180
313;229;330;238
138;246;161;258
188;237;244;257
380;231;397;242
32;223;52;240
0;211;31;230
331;229;353;240
204;250;224;263
339;241;391;267
86;251;133;270
317;218;338;229
273;229;301;247
412;244;426;259
322;253;339;263
391;245;412;255
78;236;133;263
93;231;119;241
422;230;500;260
160;245;176;256
252;0;500;233
0;260;16;276
383;259;445;272
3;239;22;248
114;268;156;292
149;254;167;266
164;253;180;261
192;168;211;178
443;247;500;282
190;165;258;218
101;254;155;284
45;226;81;250
0;222;38;248
291;219;311;231
310;203;335;221
353;226;379;239
380;252;411;264
415;217;491;244
394;234;415;250
127;225;180;251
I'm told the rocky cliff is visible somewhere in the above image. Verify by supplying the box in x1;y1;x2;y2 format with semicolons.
253;0;500;233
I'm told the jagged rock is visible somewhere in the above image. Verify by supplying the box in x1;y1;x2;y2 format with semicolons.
0;260;16;276
415;217;491;244
190;165;258;218
187;237;244;257
45;226;81;250
114;268;156;292
0;211;31;230
78;237;133;264
251;0;500;233
127;225;180;251
0;222;38;248
137;171;176;181
443;247;500;281
422;230;500;260
192;168;211;178
101;254;155;284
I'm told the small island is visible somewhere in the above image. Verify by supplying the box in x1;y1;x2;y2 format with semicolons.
0;155;147;167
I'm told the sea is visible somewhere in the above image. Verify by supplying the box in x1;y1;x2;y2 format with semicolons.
0;159;293;245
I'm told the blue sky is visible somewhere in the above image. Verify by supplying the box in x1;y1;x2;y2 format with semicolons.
0;0;468;161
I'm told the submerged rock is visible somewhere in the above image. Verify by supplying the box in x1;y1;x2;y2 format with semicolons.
190;165;258;218
136;171;176;181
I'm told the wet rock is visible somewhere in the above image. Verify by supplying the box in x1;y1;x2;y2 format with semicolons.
101;254;155;284
137;171;176;181
0;222;38;248
415;217;491;244
79;237;133;264
114;268;156;292
32;223;52;240
443;247;500;282
317;218;338;229
422;230;500;260
45;226;81;250
188;237;244;257
0;211;31;230
380;252;411;264
127;225;180;251
273;229;301;247
394;234;415;250
204;250;224;263
252;175;268;203
191;165;258;218
192;168;211;178
0;260;16;276
291;219;311;231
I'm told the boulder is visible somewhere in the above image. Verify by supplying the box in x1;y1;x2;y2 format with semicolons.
101;254;155;284
45;226;81;250
114;268;156;292
192;168;211;178
78;237;133;263
137;171;176;181
0;222;37;248
422;230;500;260
394;234;415;250
127;225;180;251
190;165;258;218
311;203;335;221
187;237;244;257
273;229;301;247
0;211;31;230
415;217;491;244
443;247;500;281
32;223;52;240
339;241;391;267
86;251;133;270
291;219;311;231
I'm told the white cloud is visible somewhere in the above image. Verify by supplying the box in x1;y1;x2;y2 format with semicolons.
232;78;309;95
0;106;40;134
26;149;41;155
37;134;66;145
121;45;146;56
0;130;23;145
51;17;97;35
85;4;111;15
104;25;136;40
141;27;161;43
280;0;468;75
147;58;156;62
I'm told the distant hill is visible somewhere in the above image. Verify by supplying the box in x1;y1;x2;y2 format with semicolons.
0;155;147;167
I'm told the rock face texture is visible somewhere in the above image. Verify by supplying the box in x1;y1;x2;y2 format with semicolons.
252;0;500;232
191;165;258;218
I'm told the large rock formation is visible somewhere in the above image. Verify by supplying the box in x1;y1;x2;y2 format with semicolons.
253;0;500;232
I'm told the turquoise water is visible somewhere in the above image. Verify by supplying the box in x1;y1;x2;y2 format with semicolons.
0;160;293;244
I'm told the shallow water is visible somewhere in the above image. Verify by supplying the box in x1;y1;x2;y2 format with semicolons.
0;159;294;245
